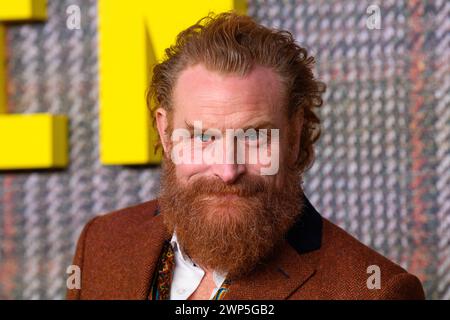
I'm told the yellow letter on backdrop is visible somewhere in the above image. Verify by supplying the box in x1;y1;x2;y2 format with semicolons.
98;0;247;165
0;0;68;170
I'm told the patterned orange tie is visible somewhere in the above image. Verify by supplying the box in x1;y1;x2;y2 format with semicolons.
148;240;231;300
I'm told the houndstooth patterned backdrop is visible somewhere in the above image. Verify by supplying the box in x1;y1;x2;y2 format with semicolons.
0;0;448;299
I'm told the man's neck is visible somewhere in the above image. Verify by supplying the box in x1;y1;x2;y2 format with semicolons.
187;269;217;300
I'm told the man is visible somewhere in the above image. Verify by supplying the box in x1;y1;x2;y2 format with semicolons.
67;12;425;300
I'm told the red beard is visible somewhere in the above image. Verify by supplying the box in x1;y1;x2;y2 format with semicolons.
159;158;304;279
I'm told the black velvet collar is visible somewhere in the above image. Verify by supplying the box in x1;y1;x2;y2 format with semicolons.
286;193;323;254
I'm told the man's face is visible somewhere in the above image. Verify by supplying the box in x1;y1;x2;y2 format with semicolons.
155;64;304;278
158;64;298;189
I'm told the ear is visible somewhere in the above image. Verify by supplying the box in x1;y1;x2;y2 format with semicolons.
155;108;170;153
289;107;304;165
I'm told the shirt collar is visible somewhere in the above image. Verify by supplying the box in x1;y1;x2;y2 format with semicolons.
169;232;227;287
170;232;192;264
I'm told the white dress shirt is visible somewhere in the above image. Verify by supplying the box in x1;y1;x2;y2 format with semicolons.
169;232;228;300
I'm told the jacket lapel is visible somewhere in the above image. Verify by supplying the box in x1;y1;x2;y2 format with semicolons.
222;241;319;300
223;194;323;300
133;213;171;299
104;204;170;299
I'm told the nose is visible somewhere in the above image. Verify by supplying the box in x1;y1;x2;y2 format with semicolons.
212;163;246;184
209;131;247;184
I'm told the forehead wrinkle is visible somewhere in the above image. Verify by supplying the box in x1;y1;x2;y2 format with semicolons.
174;67;283;110
184;101;282;133
185;91;275;112
189;89;280;115
187;113;275;132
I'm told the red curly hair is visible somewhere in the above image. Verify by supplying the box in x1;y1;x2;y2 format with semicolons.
147;11;325;173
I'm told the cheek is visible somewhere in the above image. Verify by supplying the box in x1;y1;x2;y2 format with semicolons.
246;163;279;186
175;163;209;183
245;163;263;175
275;129;294;167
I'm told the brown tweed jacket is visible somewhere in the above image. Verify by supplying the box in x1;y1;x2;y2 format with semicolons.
66;194;425;300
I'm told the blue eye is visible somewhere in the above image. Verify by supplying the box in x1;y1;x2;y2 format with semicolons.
195;133;213;143
247;132;258;140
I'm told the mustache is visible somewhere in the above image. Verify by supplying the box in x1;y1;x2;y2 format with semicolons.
185;175;271;197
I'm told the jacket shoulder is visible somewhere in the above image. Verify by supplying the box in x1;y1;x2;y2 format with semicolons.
321;218;406;274
67;199;164;299
89;199;160;234
314;218;425;299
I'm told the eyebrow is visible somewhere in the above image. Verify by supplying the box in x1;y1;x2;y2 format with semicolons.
184;120;278;133
241;121;277;131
